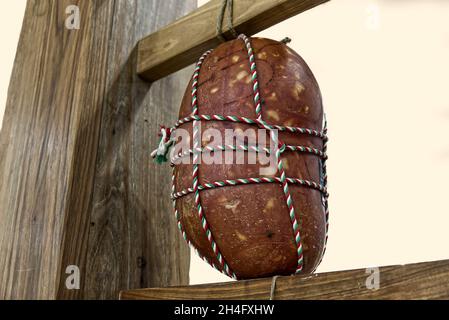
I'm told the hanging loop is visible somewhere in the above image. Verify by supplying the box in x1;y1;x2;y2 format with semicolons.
216;0;239;42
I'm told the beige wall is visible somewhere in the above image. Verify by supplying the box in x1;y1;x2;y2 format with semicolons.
192;0;449;284
0;0;26;128
1;0;448;286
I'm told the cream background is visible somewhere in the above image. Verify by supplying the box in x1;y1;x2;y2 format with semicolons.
0;0;26;127
1;0;448;286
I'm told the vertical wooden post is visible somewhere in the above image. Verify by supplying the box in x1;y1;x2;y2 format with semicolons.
0;0;193;299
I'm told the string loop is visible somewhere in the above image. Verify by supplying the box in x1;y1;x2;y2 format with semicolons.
216;0;239;42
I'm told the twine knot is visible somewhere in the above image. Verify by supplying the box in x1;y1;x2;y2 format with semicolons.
278;141;287;153
151;126;175;164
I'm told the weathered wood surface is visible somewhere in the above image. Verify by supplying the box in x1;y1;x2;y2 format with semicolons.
0;0;193;300
137;0;330;81
120;259;449;300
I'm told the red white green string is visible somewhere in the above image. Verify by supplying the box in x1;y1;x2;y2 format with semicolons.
315;117;329;271
155;34;330;278
170;144;326;166
241;34;262;121
172;176;328;200
192;50;237;279
174;114;326;138
171;170;221;272
239;33;307;272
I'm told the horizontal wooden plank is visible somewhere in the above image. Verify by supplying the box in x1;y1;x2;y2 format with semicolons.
137;0;330;82
120;259;449;300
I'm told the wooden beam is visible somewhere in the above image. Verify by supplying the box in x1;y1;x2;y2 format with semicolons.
120;259;449;300
137;0;330;82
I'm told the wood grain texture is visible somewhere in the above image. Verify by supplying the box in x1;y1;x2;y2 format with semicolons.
120;259;449;300
137;0;330;81
0;0;194;300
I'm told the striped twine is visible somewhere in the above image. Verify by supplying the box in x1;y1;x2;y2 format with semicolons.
274;132;303;273
191;50;237;279
323;120;329;249
315;118;330;270
170;144;326;166
239;34;262;120
239;34;303;273
171;169;222;272
174;115;327;139
172;176;328;200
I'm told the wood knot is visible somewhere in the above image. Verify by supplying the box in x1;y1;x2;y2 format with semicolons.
137;257;147;269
